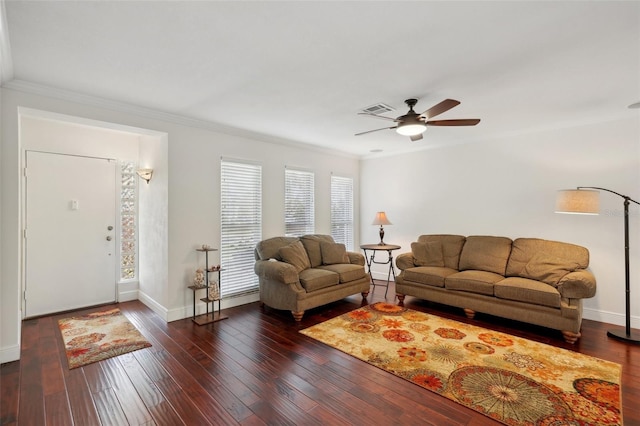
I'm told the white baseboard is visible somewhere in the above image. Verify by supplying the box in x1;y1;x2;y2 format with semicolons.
167;292;261;322
119;290;139;302
583;307;640;328
0;344;20;364
137;290;169;322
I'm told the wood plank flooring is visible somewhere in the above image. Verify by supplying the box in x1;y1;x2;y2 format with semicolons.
2;280;639;425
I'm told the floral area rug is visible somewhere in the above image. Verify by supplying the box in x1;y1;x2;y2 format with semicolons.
300;302;622;425
58;308;151;369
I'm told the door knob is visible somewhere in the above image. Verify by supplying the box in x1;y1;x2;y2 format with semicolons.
106;236;112;241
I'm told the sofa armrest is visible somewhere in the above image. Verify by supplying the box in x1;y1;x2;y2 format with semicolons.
557;270;596;299
395;252;415;271
347;251;365;266
254;260;299;284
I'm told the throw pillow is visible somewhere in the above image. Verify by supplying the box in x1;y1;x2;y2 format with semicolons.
411;241;445;267
320;242;349;265
520;252;580;286
278;240;311;273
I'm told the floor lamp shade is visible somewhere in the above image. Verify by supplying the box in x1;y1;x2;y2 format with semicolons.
555;189;599;214
555;186;640;344
372;212;392;245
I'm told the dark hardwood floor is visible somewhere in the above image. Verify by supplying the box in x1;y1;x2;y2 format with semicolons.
2;280;639;425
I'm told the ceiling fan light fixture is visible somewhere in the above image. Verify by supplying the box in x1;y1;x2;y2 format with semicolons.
396;122;426;136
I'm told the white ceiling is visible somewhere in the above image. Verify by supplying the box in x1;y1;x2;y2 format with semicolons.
1;1;639;157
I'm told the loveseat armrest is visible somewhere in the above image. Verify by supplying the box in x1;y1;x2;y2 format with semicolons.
395;252;415;271
347;251;365;266
254;260;299;285
557;270;596;299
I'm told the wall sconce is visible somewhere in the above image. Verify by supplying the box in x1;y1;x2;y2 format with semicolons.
136;168;153;184
371;211;392;245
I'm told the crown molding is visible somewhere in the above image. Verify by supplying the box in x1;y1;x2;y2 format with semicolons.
2;79;360;159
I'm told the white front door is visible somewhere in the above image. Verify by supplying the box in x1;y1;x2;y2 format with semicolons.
25;151;117;317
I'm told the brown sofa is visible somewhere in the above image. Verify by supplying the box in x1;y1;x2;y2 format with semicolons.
395;235;597;343
254;234;370;321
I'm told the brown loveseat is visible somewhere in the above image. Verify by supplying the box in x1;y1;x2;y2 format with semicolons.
254;234;370;321
395;235;597;343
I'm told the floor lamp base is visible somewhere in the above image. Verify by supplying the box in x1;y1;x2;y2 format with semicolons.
607;329;640;344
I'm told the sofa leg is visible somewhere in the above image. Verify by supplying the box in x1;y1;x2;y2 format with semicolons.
562;330;581;344
361;291;369;299
396;294;405;306
291;311;304;321
463;308;476;319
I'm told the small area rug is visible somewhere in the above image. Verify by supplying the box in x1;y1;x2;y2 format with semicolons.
300;302;622;425
58;308;151;369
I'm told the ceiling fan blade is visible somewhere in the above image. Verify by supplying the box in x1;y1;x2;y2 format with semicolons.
420;99;460;119
357;112;397;122
355;126;397;136
410;134;423;142
426;119;480;126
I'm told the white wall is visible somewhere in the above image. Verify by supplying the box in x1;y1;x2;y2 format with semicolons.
0;87;360;362
361;116;640;327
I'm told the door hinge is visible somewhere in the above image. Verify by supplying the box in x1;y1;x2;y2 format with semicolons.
23;290;26;301
23;229;27;239
23;168;27;178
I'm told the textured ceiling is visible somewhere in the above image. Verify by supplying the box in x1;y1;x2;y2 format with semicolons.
2;1;639;157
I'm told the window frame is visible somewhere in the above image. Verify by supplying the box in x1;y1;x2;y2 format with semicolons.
284;167;315;237
220;159;262;298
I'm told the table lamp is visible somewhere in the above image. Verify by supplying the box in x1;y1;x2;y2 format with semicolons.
372;212;392;245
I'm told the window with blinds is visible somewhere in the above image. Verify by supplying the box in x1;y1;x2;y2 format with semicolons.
331;175;354;251
220;160;262;298
285;168;315;237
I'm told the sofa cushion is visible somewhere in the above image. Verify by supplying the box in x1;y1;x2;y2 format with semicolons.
506;238;589;277
519;252;581;287
411;241;445;267
417;235;466;269
255;236;298;260
403;267;458;288
318;264;366;283
300;235;335;267
321;242;349;265
458;236;513;275
299;268;340;291
445;270;504;295
495;277;561;308
278;240;311;273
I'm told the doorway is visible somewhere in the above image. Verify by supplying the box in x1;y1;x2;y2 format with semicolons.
24;151;117;317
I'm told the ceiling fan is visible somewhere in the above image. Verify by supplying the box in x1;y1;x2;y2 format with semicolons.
356;98;480;141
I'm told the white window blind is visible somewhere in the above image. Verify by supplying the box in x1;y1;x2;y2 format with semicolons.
331;175;354;251
221;160;262;298
285;168;314;237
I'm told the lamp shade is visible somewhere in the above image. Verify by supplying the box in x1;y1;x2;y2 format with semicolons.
555;189;599;215
372;211;392;226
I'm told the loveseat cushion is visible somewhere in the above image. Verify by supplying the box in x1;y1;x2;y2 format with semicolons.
320;242;349;265
278;240;311;273
255;236;298;260
506;238;589;277
417;235;466;269
403;267;458;288
494;277;561;308
458;236;513;275
445;270;504;295
318;264;367;283
299;268;340;291
411;241;445;267
519;252;581;287
301;235;335;267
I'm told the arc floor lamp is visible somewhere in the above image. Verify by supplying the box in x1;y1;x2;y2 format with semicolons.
556;186;640;344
